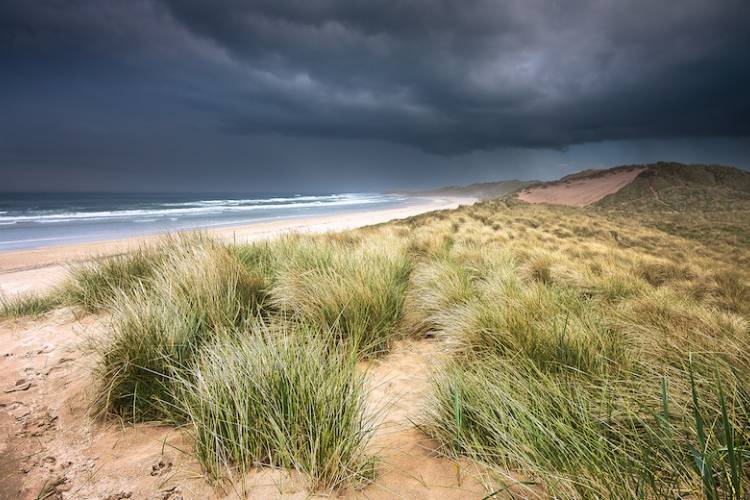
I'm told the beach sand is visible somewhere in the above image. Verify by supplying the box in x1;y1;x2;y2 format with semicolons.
0;196;474;297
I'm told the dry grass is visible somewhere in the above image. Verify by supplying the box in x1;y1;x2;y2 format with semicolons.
270;235;411;357
401;200;749;498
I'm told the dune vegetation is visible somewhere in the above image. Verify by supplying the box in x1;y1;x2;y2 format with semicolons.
597;162;750;264
2;167;750;498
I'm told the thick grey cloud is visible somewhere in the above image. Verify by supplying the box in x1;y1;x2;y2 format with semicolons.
160;0;750;152
1;0;749;191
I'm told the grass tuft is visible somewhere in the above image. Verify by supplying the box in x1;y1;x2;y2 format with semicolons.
425;358;749;498
90;237;270;420
271;237;411;357
174;323;376;490
0;291;62;319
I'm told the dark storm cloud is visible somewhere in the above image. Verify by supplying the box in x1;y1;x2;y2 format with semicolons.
159;0;750;152
1;0;749;193
3;0;749;156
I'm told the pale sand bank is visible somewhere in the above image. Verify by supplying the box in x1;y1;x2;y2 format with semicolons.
0;196;474;296
518;167;645;207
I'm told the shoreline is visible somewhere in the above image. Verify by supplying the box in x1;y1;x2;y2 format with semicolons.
0;196;474;296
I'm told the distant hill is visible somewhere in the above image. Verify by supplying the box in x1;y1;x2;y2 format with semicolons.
411;162;750;217
415;179;533;200
509;162;750;247
514;162;750;209
596;162;750;211
594;162;750;249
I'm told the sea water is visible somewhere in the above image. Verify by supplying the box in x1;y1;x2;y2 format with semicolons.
0;192;415;251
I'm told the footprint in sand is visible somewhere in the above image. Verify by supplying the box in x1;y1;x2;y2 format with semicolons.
19;408;58;437
150;459;173;476
4;379;32;393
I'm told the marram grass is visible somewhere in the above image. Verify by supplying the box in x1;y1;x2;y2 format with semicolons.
407;201;750;498
0;291;62;318
173;322;376;490
270;236;411;357
90;237;269;420
424;357;749;498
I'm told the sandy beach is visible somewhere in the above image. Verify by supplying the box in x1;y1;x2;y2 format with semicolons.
0;196;473;297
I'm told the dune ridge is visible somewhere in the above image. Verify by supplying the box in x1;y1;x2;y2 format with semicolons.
517;166;646;206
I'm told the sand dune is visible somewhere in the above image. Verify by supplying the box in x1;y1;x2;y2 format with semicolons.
517;166;646;207
3;169;745;497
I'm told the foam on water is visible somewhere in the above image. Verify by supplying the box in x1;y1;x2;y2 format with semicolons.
0;192;415;250
0;193;397;225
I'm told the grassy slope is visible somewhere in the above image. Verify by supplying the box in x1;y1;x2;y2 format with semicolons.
596;162;750;258
2;164;749;497
403;199;749;497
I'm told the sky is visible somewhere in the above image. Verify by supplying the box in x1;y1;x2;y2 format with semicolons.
1;0;749;193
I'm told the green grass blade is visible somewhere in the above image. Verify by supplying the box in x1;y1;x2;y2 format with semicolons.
717;374;741;500
689;368;717;500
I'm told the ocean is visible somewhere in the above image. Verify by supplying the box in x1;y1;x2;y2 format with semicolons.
0;192;415;251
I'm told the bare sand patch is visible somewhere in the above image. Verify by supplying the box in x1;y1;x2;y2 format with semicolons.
518;167;645;207
356;340;498;499
0;310;215;499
